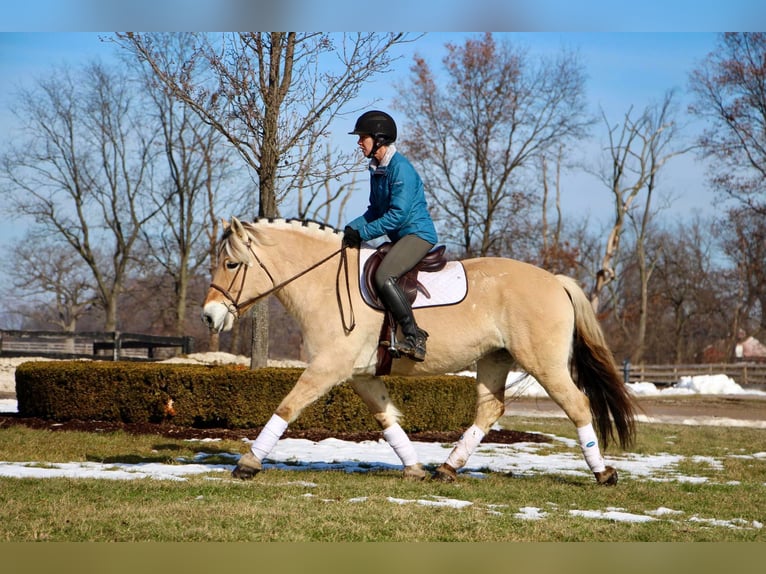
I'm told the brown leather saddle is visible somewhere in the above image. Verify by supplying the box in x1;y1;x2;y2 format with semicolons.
362;242;448;375
362;242;448;308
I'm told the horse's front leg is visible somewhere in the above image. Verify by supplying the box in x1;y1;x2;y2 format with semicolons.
232;363;349;480
350;376;427;480
433;354;507;482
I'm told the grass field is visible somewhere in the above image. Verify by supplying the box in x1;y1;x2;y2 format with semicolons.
0;415;764;542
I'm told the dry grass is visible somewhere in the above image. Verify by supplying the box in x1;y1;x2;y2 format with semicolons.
0;417;764;542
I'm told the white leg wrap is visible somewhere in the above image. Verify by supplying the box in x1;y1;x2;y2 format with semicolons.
249;414;288;462
445;424;485;470
577;423;606;473
383;423;419;467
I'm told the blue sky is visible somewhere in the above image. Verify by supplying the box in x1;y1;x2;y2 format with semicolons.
0;32;723;242
0;1;764;32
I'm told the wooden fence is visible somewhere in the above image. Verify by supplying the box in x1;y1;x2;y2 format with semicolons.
0;330;194;361
2;329;764;388
622;361;766;389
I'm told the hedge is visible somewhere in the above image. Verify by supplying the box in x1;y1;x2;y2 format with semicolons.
14;361;478;432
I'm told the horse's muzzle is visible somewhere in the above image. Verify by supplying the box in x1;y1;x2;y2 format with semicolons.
201;302;234;333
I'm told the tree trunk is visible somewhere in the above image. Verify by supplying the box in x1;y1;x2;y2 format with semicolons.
247;35;285;369
250;301;269;369
673;308;684;364
175;268;188;337
632;272;649;364
104;296;118;332
208;332;220;353
590;223;621;314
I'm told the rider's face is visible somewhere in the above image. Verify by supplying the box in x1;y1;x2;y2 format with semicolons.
357;134;374;157
357;134;387;161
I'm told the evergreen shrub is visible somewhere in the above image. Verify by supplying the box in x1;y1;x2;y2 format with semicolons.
14;361;477;432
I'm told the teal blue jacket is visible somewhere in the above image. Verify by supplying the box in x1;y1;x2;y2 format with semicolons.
347;151;438;244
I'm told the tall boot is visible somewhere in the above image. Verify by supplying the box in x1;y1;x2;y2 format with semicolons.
377;277;428;362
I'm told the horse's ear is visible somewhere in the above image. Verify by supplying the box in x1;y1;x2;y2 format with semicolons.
221;218;230;231
231;216;244;236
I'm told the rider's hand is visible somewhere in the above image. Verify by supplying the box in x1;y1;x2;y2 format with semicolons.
343;226;362;248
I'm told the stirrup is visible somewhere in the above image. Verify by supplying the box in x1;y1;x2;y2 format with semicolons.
382;341;402;359
381;326;402;358
395;329;428;362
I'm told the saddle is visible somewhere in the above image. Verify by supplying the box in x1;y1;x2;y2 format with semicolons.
362;242;448;376
362;242;448;308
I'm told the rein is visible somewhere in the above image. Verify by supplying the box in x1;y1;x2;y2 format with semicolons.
209;242;356;333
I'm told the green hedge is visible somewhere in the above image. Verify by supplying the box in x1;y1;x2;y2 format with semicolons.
14;361;478;432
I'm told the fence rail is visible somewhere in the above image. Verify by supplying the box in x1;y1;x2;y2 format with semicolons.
0;330;194;361
622;361;766;389
2;330;764;388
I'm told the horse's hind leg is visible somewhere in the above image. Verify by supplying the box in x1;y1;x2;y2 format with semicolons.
350;376;427;480
534;365;617;485
433;352;508;482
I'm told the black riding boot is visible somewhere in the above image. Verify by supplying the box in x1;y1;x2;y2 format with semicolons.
377;277;428;362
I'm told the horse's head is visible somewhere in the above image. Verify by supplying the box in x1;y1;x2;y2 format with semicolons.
202;217;273;332
203;216;347;333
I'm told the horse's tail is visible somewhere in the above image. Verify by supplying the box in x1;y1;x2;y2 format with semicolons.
556;275;638;450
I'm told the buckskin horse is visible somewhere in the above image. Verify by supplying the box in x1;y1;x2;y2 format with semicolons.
202;217;637;485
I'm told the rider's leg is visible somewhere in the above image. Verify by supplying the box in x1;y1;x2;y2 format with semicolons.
374;235;433;361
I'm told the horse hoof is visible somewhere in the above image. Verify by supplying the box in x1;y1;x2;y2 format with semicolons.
432;463;458;483
595;466;618;486
403;463;427;480
232;452;262;480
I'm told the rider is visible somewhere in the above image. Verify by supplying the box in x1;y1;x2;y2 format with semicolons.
342;110;438;362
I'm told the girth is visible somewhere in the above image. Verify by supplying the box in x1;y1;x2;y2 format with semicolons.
362;242;447;307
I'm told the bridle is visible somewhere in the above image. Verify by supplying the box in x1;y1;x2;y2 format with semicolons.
208;238;356;333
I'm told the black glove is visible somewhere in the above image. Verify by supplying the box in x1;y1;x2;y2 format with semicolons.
343;226;362;248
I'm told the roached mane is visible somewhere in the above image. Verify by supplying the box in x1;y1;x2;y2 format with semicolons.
219;218;342;265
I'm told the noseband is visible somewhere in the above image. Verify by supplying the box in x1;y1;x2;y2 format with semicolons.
209;239;356;332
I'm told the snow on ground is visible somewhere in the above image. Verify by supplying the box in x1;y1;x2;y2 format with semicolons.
493;370;766;399
0;425;762;530
0;353;764;530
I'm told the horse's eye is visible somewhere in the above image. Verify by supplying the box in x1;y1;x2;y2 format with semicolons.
225;261;240;271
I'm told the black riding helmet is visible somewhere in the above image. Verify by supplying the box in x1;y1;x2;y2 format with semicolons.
349;110;397;158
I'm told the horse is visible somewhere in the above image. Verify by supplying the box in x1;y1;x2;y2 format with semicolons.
202;217;638;485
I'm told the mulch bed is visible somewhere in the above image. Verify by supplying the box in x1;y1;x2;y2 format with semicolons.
0;413;549;445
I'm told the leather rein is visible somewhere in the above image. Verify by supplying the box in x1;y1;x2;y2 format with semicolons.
209;241;356;333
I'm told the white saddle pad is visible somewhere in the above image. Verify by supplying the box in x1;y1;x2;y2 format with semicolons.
358;246;468;310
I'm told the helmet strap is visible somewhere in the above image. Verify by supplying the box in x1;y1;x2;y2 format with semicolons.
367;135;387;159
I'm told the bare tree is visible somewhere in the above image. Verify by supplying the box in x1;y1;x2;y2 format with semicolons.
2;232;96;333
720;207;766;341
395;32;590;258
115;32;417;367
536;144;590;276
293;141;358;228
539;147;563;267
590;92;691;315
0;62;162;331
689;33;766;216
651;219;723;363
124;33;237;339
688;32;766;346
